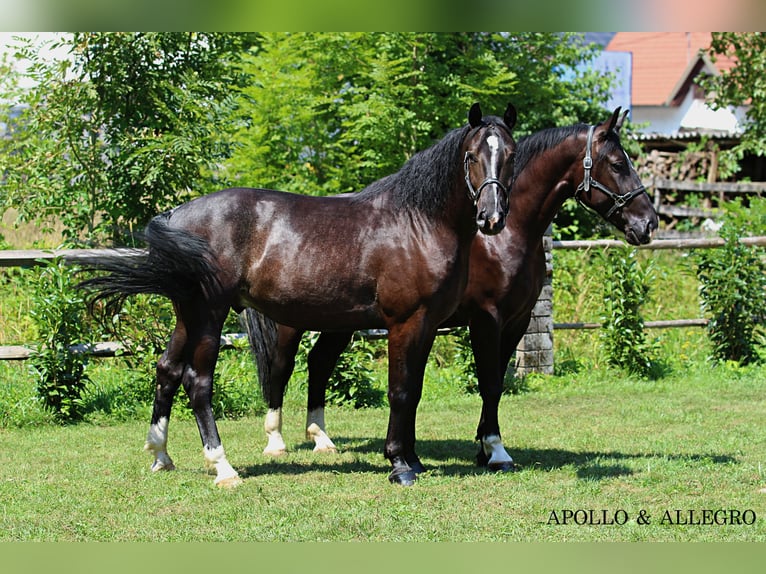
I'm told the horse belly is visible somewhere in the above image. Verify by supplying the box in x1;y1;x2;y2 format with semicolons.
240;260;385;331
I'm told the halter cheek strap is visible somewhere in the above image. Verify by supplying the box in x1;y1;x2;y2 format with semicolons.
574;125;647;219
464;151;509;205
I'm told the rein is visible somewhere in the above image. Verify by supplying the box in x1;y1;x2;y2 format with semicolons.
574;125;647;218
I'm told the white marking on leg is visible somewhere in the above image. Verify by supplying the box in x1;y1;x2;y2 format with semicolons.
144;416;175;471
482;434;514;469
306;407;337;453
204;445;242;487
263;407;287;455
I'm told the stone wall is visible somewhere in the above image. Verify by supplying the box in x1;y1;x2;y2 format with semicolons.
513;226;554;376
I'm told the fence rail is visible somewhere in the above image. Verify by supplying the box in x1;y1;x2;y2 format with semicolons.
2;236;765;362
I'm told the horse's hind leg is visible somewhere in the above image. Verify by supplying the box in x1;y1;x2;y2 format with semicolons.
262;326;304;455
305;331;353;452
181;303;242;487
144;316;187;472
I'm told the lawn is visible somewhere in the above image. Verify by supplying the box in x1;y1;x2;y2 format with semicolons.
2;356;765;542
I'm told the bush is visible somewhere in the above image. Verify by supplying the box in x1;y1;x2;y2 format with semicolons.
599;246;661;378
696;214;766;365
29;259;93;422
325;333;385;409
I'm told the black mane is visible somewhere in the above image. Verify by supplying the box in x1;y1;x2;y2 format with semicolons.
513;124;587;178
354;124;471;216
514;123;624;179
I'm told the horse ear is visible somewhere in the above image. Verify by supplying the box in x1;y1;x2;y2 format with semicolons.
468;102;483;128
614;109;629;133
605;107;622;133
503;103;517;130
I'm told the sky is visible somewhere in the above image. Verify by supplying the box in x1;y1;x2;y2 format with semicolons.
0;32;70;90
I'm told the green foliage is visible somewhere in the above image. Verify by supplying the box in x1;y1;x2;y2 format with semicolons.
296;332;385;409
28;258;92;422
704;33;766;178
695;207;766;365
599;247;661;378
0;33;256;245
225;32;613;196
211;342;264;419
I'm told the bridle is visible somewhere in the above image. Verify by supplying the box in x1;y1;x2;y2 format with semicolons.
574;125;647;219
463;126;512;206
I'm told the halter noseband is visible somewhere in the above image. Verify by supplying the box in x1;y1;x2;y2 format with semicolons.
574;125;647;219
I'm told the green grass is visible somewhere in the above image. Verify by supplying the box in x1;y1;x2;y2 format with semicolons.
1;356;765;542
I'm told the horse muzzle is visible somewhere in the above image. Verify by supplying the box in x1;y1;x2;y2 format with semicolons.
477;209;506;235
624;216;658;246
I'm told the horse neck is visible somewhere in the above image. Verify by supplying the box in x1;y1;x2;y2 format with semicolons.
508;134;582;243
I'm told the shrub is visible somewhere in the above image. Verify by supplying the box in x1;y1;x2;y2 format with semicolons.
29;259;93;422
325;333;385;409
599;246;661;378
696;216;766;365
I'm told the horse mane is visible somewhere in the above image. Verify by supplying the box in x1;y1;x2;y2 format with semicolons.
354;124;471;216
513;122;623;179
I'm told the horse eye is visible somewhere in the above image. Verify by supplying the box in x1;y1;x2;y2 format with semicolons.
467;152;478;163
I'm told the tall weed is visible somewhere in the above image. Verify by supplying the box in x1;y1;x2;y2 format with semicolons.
695;202;766;365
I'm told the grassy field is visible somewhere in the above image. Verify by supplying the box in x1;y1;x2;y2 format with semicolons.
1;354;765;542
2;221;765;542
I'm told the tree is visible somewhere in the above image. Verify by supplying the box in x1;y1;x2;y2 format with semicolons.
704;33;766;176
0;32;257;245
222;33;614;197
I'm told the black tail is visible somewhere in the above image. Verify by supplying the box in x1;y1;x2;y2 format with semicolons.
239;307;280;404
77;215;220;313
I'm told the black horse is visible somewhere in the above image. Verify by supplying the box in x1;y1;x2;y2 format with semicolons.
243;107;659;472
80;103;517;487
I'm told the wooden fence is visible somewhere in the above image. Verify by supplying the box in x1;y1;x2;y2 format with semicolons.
2;236;766;371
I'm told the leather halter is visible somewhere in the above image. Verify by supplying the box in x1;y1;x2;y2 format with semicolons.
463;127;510;206
574;125;647;219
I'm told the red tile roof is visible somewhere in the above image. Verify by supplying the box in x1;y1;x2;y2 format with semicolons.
605;32;736;106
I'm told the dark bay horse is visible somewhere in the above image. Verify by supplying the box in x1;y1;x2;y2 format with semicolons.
80;103;517;487
243;107;659;473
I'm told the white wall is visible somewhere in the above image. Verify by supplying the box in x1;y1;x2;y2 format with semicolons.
631;89;746;134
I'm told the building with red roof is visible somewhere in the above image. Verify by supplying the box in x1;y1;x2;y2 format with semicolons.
604;32;746;137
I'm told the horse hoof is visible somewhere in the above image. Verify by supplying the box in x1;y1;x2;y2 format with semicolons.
150;460;175;472
313;446;338;454
487;460;518;473
409;460;427;475
216;476;243;489
263;448;287;456
388;469;418;487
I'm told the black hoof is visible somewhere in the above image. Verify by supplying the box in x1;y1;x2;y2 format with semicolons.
477;448;518;472
476;448;490;468
389;468;418;486
407;458;427;475
487;460;518;473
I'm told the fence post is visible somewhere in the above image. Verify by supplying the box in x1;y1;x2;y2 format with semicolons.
513;224;554;377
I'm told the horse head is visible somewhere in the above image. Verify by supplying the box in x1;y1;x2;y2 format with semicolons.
464;102;517;235
574;108;658;245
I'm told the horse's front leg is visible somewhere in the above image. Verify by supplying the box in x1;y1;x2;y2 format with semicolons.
471;311;516;472
305;331;354;452
384;317;435;486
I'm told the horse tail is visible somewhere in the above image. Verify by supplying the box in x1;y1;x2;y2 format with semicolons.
238;307;279;404
77;214;220;313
